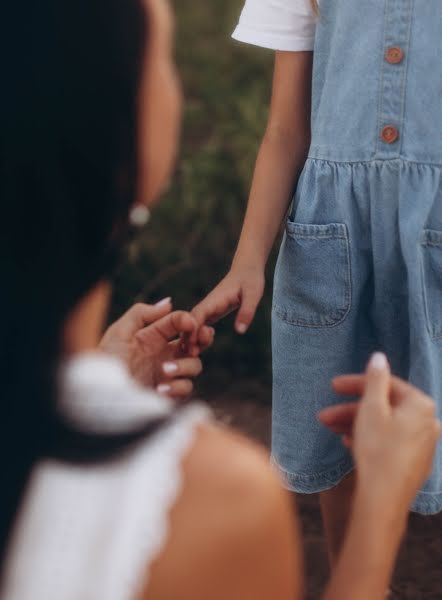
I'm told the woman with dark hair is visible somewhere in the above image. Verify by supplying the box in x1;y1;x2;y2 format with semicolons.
0;0;440;599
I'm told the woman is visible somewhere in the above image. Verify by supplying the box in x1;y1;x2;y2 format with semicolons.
0;1;439;599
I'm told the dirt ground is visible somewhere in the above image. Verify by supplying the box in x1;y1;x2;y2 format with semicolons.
203;379;442;599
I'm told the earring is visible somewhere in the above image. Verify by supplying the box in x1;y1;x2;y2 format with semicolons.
129;204;151;227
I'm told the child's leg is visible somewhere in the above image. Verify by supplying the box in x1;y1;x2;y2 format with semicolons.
319;472;356;566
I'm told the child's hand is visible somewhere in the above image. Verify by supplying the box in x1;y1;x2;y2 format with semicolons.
190;267;265;343
319;354;441;510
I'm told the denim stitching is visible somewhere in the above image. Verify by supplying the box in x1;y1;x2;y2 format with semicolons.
286;224;348;241
274;223;352;329
399;0;414;157
375;0;389;157
306;156;442;168
412;490;442;516
271;456;355;490
420;230;442;340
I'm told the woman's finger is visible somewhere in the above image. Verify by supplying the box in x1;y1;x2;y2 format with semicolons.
162;357;203;379
111;299;173;338
332;374;366;396
157;379;194;399
318;402;359;434
342;434;353;449
333;372;413;408
362;353;391;418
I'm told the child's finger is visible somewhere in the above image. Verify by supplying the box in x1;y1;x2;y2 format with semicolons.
177;327;214;359
191;298;214;327
189;345;200;358
137;311;196;344
191;297;234;340
197;326;215;351
235;289;260;334
180;332;192;355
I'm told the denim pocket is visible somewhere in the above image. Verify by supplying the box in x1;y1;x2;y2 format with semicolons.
273;222;351;327
421;229;442;340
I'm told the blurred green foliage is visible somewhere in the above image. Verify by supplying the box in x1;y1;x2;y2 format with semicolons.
111;0;277;385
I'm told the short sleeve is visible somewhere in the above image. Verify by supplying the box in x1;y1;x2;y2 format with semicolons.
232;0;317;52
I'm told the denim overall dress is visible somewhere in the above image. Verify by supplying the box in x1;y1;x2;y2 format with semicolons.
272;0;442;514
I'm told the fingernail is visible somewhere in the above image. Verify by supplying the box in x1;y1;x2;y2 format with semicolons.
163;362;178;375
369;352;388;371
155;297;172;308
157;384;171;394
237;323;247;334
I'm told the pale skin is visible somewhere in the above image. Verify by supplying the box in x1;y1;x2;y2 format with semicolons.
188;48;353;564
63;1;441;598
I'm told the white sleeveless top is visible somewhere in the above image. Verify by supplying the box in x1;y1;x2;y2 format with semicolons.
1;353;210;600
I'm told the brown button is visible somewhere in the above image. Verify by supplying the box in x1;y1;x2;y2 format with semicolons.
385;46;404;64
381;125;399;144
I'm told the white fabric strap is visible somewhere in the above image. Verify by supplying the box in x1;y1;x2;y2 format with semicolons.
2;354;210;600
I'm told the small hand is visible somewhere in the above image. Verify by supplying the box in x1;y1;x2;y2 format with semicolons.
182;267;265;353
100;299;215;399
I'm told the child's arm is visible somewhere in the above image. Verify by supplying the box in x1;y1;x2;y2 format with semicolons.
191;50;313;335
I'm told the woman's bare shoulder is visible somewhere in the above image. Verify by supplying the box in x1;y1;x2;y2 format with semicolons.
142;423;302;600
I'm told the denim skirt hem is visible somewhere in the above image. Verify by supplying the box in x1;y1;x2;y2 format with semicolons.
270;455;355;494
411;490;442;516
272;455;442;515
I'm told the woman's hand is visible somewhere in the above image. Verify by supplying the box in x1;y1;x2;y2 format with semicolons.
190;266;265;342
100;299;214;399
319;354;441;510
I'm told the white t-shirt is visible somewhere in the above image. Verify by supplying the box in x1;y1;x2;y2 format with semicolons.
232;0;317;52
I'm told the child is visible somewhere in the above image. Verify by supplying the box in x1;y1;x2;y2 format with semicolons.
192;0;442;563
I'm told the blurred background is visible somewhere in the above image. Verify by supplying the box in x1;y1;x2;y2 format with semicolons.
110;2;442;597
111;0;275;395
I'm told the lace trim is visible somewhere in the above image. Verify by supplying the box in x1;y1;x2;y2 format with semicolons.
97;404;210;600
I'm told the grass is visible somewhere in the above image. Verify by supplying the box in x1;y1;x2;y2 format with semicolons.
112;0;277;384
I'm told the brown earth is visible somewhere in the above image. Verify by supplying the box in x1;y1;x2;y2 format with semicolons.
202;379;442;600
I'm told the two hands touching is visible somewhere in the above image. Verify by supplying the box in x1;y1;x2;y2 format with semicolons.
100;297;214;399
101;272;441;508
195;271;442;517
191;267;441;505
99;263;265;400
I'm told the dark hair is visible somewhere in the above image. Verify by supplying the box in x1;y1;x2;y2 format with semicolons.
0;0;153;564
